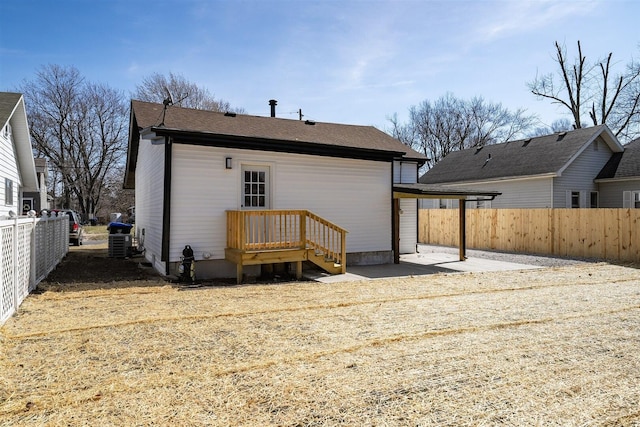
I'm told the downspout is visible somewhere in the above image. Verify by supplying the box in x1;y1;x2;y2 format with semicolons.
161;136;172;275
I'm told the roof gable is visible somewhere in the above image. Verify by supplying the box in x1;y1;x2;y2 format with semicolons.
0;92;22;128
420;125;623;184
0;92;38;192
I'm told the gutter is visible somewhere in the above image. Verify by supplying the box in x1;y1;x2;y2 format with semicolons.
151;127;406;163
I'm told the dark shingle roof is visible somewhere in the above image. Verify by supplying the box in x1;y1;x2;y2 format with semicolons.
0;92;22;128
596;137;640;180
420;125;620;184
131;100;425;161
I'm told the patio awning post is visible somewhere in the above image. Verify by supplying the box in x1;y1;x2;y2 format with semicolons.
459;199;466;261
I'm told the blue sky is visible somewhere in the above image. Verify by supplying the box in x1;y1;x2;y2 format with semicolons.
1;0;638;132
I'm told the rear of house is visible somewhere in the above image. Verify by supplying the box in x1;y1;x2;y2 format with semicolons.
125;100;425;280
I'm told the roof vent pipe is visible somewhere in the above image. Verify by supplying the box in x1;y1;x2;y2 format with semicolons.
269;99;277;117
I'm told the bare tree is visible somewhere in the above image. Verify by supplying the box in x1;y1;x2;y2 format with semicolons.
529;118;574;137
133;72;244;112
529;41;640;142
21;64;127;219
390;93;535;169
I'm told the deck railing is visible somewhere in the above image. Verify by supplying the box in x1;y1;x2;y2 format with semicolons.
226;209;347;266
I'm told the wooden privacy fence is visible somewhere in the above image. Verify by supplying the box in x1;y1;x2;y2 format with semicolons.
419;208;640;262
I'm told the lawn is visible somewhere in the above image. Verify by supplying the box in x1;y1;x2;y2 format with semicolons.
1;263;639;425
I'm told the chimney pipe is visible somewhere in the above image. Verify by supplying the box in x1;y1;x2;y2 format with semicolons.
269;99;277;117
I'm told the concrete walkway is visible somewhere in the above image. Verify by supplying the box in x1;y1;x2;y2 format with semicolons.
306;250;542;284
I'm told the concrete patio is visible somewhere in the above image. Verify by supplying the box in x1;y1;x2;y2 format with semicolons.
306;247;544;283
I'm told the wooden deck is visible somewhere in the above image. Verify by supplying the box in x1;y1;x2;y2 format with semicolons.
225;210;347;283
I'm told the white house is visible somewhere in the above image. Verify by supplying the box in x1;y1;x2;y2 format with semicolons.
124;100;432;281
419;125;633;209
0;92;39;218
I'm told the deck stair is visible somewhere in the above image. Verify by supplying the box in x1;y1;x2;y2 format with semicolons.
225;210;347;283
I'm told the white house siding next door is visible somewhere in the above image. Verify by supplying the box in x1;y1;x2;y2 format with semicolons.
399;198;417;254
241;165;270;209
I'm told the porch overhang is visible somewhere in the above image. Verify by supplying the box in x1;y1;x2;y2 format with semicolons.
392;183;501;201
391;184;502;263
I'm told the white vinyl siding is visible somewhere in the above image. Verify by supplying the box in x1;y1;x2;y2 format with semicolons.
0;123;20;216
394;161;417;184
394;160;418;254
135;137;165;270
553;137;613;208
170;145;392;262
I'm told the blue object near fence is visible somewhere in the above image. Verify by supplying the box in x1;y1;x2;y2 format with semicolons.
107;222;133;234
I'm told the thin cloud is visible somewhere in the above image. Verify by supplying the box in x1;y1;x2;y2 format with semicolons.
478;0;599;42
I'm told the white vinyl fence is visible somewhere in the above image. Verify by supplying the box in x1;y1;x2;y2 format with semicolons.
0;214;68;325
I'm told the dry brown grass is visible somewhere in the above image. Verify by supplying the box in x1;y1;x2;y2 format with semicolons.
1;263;640;426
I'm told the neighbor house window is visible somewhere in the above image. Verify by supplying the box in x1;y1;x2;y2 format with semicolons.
590;192;599;208
571;191;580;208
623;191;640;208
5;178;12;205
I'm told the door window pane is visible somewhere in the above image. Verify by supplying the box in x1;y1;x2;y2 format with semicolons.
242;167;269;208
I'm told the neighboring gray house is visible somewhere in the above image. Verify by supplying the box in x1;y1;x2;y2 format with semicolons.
0;92;39;218
596;137;640;208
419;125;637;209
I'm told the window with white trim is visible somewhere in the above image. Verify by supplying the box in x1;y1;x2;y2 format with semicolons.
590;191;599;208
2;123;11;139
570;191;580;208
5;178;12;205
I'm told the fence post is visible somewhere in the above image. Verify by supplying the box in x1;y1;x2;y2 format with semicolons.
30;217;36;290
12;216;18;314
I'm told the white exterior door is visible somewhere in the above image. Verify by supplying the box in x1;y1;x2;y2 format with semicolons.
399;198;417;254
241;165;270;210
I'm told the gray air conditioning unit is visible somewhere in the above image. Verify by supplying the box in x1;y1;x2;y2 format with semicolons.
109;234;132;258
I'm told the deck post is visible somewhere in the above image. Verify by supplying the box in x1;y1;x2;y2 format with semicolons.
236;262;243;284
459;199;466;261
295;261;302;279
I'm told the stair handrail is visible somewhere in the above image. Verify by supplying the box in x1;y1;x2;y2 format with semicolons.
305;211;347;271
226;209;347;273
